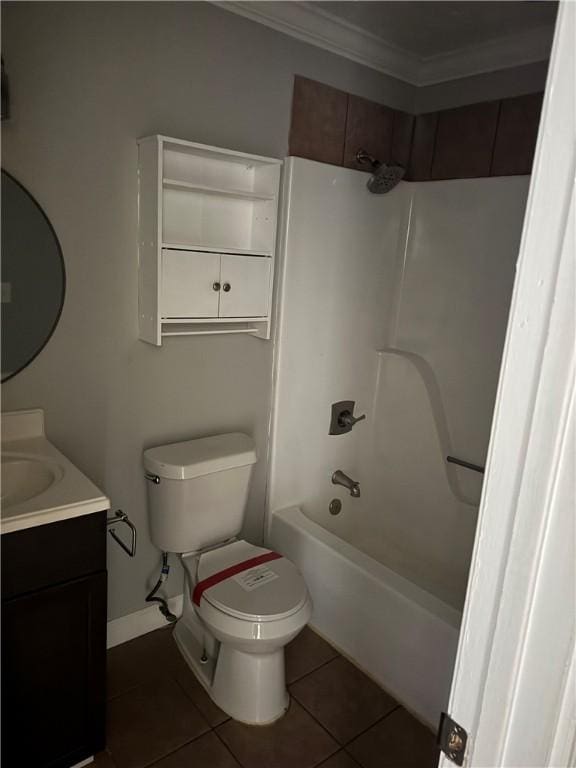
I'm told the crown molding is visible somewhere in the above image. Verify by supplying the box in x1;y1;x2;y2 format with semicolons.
213;1;422;84
420;26;555;86
214;1;554;87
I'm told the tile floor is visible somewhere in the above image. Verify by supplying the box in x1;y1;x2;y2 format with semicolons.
97;625;439;768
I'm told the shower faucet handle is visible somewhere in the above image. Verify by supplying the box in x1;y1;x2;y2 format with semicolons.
329;400;366;435
338;410;366;429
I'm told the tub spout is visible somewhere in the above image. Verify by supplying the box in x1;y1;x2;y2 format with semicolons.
332;470;361;498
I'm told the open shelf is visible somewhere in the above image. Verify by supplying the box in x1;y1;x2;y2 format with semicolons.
161;316;268;324
159;136;278;167
161;321;265;338
163;179;275;201
161;243;272;257
162;187;276;255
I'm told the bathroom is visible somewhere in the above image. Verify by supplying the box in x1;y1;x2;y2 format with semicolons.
1;2;574;768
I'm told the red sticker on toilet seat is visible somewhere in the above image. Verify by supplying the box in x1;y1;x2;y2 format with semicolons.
192;551;282;606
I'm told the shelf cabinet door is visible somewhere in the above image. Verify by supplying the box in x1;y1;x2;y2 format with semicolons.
162;249;220;318
219;254;271;318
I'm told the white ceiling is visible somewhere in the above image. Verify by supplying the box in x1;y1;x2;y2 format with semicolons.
316;2;558;59
216;1;558;85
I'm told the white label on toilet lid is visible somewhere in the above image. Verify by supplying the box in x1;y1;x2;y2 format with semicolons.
233;565;279;591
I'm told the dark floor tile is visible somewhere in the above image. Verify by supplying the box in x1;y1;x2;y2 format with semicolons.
347;707;439;768
216;698;339;768
94;750;117;767
318;750;361;767
290;657;397;745
107;627;176;699
170;649;230;727
107;677;210;768
108;626;229;726
285;626;340;684
150;732;240;767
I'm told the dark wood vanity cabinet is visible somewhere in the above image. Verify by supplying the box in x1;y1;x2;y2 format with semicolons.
1;512;107;768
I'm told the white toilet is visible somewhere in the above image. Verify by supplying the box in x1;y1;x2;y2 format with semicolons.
143;433;312;725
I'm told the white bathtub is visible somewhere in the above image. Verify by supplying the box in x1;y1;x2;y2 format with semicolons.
269;506;461;728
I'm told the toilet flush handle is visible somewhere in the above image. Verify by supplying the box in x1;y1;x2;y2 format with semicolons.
144;471;160;484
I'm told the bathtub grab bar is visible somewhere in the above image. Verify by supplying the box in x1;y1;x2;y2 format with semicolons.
375;348;481;507
446;456;485;475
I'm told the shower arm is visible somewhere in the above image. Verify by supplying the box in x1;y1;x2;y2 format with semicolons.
356;149;379;168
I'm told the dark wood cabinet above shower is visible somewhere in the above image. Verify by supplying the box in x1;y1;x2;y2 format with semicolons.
289;75;543;181
290;76;412;171
289;76;348;166
342;95;395;170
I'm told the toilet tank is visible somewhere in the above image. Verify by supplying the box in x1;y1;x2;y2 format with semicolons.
143;433;257;553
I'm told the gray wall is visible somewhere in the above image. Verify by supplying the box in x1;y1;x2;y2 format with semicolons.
1;1;414;621
416;61;549;114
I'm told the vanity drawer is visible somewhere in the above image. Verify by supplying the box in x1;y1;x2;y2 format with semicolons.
1;511;106;600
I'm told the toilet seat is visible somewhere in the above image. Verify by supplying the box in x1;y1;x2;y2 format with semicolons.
184;540;308;623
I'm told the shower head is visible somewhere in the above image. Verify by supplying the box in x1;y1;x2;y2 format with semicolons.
367;162;405;194
356;149;405;194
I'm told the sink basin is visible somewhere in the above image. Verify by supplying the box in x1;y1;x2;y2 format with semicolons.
1;410;110;534
1;454;63;508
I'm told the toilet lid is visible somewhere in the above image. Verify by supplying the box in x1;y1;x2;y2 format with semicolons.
194;540;308;622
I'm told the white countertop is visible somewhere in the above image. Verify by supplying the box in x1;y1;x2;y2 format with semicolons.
1;409;110;535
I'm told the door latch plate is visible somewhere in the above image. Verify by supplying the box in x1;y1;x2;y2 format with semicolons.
437;712;467;766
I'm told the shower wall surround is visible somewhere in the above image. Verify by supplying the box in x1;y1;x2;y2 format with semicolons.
289;76;543;180
269;158;530;610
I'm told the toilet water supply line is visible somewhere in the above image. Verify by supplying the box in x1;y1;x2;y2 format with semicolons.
146;552;178;623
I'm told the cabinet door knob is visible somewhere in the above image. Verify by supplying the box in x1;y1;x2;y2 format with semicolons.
223;282;231;292
212;282;221;291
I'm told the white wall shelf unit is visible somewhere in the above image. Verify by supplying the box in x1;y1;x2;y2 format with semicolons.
162;179;275;201
137;135;282;344
161;244;273;257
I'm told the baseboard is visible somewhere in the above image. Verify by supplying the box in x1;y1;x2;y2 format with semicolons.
106;594;184;649
71;758;95;768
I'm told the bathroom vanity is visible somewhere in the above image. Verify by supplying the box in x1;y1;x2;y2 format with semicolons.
1;409;109;768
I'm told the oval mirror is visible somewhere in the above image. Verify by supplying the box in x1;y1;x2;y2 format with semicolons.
1;170;66;382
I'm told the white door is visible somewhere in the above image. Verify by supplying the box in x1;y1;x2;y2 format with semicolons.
219;254;271;318
161;249;220;318
440;5;575;766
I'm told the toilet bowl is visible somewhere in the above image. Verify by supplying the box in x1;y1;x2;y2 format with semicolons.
176;539;311;724
143;433;312;725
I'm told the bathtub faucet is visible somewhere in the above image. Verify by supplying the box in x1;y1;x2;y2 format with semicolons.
332;470;361;498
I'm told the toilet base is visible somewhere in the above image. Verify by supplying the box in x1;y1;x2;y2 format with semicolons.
211;644;290;725
173;607;290;725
